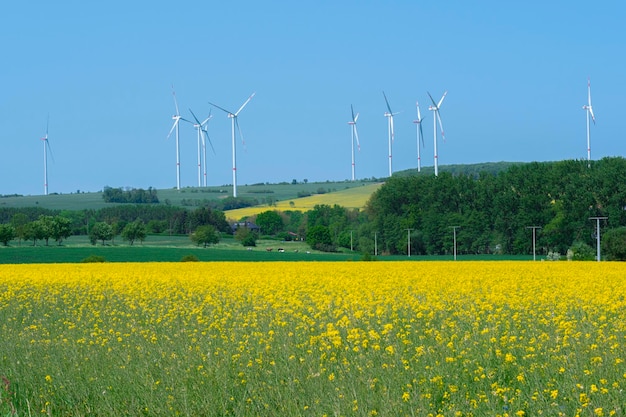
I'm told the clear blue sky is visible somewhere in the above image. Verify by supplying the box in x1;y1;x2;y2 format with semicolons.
1;1;623;196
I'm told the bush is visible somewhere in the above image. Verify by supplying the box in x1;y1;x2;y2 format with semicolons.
81;255;106;263
567;241;595;261
180;254;200;262
602;227;626;261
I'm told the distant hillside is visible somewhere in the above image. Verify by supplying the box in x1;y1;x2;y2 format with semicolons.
224;182;384;220
0;180;381;211
395;161;525;178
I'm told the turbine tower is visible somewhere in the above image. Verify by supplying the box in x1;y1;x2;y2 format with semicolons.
382;91;398;177
412;101;425;172
41;116;53;196
189;109;214;187
428;91;447;176
348;105;361;181
208;92;255;198
582;77;596;167
166;86;188;190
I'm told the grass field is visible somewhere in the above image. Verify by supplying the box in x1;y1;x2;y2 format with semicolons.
0;181;380;211
0;261;624;416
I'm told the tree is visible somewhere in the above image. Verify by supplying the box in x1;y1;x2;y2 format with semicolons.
255;210;284;235
35;215;56;246
0;224;15;246
191;225;219;248
306;225;334;251
234;226;257;247
121;220;147;246
51;216;72;245
10;213;29;246
602;227;626;261
90;222;114;246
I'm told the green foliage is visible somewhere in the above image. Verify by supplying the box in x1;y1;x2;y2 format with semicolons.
366;157;626;256
254;210;284;235
190;225;219;248
89;222;114;246
180;254;199;262
121;220;147;246
602;227;626;261
306;225;334;251
0;224;16;246
102;186;159;203
567;241;595;261
80;254;106;263
234;227;257;247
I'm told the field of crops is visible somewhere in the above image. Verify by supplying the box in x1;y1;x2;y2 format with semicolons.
1;261;625;416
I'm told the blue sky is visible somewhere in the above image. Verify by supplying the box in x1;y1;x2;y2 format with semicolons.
1;1;623;196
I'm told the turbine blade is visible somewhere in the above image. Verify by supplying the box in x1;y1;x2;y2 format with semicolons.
416;101;422;120
354;112;359;122
354;125;361;151
418;122;425;148
351;104;356;123
202;129;216;155
189;108;202;125
437;91;448;108
235;117;247;151
208;101;233;115
382;91;393;114
171;85;180;115
166;118;179;140
436;111;446;143
235;92;256;116
427;91;438;108
46;139;55;163
587;78;596;124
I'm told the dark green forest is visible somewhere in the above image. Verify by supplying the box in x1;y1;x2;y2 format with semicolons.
364;157;626;256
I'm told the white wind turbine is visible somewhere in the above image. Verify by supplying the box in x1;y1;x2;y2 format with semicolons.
189;108;214;187
582;77;596;167
208;92;256;198
383;91;399;177
412;101;425;172
348;105;361;181
166;87;189;190
41;116;54;196
428;91;447;176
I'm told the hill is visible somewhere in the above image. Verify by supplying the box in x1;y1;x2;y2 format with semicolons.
224;182;384;220
0;180;380;211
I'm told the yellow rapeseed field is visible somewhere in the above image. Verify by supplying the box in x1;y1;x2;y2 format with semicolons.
0;261;624;416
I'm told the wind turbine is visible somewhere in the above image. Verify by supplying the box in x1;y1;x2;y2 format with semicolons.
582;77;596;167
189;109;214;187
412;101;425;172
428;91;447;176
41;116;53;196
348;105;361;181
166;86;188;190
208;92;255;198
383;91;399;177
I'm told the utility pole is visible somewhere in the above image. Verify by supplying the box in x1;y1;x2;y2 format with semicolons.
350;230;353;251
449;226;460;260
374;231;378;257
589;217;608;262
405;228;414;257
526;226;542;261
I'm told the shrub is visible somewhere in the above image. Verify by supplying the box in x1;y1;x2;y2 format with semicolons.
180;254;200;262
81;255;106;263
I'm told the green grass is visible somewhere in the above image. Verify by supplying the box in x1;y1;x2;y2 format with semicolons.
0;180;380;211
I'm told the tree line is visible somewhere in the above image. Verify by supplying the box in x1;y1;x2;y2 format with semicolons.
2;158;626;259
